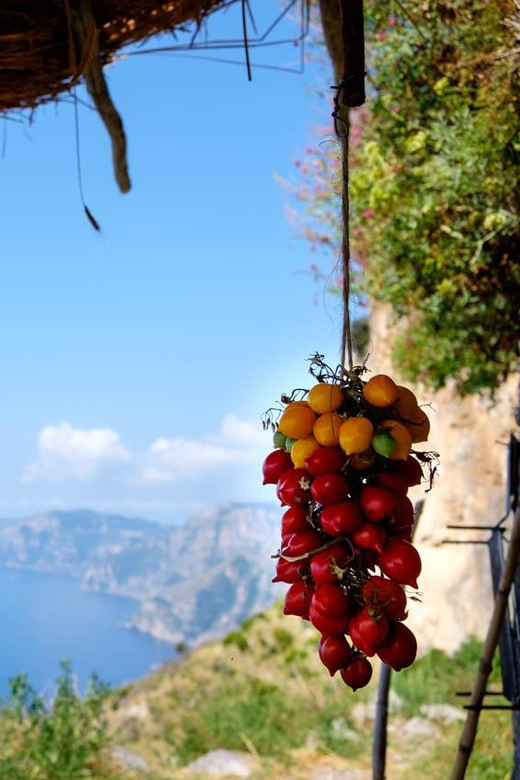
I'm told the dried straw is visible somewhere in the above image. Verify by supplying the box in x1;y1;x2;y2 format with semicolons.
0;1;227;113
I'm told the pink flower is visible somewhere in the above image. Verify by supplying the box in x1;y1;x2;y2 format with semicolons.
363;209;374;219
388;16;397;26
353;228;362;237
376;32;386;41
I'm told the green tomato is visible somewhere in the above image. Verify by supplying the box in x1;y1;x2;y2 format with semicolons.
273;430;287;449
284;437;297;453
372;431;397;459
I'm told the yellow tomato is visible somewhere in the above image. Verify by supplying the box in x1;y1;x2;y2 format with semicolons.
290;436;321;468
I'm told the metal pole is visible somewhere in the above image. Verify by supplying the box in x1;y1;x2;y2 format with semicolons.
372;662;391;779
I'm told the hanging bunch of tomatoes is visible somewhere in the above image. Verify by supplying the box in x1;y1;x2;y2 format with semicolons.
262;355;436;691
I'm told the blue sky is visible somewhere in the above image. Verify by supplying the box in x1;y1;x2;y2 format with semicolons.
0;1;345;523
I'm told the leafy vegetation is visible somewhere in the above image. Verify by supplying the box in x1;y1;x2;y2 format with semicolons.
0;662;116;779
0;616;512;778
105;604;513;778
295;0;520;394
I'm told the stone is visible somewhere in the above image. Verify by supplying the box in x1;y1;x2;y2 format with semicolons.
110;745;149;771
401;716;441;740
330;717;358;740
308;768;369;780
420;703;466;723
351;689;404;725
351;701;376;724
185;749;253;777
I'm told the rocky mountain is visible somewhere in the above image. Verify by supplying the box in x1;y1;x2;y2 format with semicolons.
0;504;283;645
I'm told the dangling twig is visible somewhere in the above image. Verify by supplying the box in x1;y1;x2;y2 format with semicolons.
72;0;131;194
73;90;100;231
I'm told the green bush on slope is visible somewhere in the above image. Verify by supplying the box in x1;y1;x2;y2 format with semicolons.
0;661;115;779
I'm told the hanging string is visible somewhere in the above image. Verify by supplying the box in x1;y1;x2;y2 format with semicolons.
340;128;353;371
73;89;101;231
333;0;366;372
332;93;353;372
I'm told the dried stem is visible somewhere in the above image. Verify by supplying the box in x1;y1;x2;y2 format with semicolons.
272;535;355;563
72;0;131;193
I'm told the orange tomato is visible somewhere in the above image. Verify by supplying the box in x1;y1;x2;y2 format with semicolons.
313;412;344;447
307;383;343;414
339;417;374;455
395;385;419;418
404;408;430;444
278;403;317;439
363;375;399;408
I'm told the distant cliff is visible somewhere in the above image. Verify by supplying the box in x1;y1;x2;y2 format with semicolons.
0;505;283;645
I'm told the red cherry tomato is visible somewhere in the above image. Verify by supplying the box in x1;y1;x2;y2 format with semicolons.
312;584;350;618
340;656;373;691
272;557;307;583
320;501;363;535
377;621;418;671
309;604;350;636
361;575;407;620
310;544;352;586
349;607;389;656
391;495;415;528
392;525;413;542
359;484;399;522
281;506;311;535
283;580;314;619
378;539;422;588
319;634;352;676
311;473;350;506
276;468;312;507
393;456;423;487
262;449;293;485
375;471;409;495
351;522;387;553
305;447;346;476
284;530;326;558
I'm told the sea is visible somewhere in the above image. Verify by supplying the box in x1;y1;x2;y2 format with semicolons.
0;566;177;700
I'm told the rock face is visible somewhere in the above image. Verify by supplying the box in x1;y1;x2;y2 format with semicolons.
368;303;519;652
0;504;283;646
185;750;253;777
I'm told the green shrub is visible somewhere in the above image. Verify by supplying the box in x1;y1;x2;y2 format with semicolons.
296;0;520;393
0;661;115;779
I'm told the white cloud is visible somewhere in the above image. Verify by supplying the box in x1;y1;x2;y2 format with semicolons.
140;414;270;484
219;414;269;448
22;414;271;487
23;422;132;483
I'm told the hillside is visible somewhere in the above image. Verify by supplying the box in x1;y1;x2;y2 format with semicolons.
0;504;283;646
104;602;513;779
